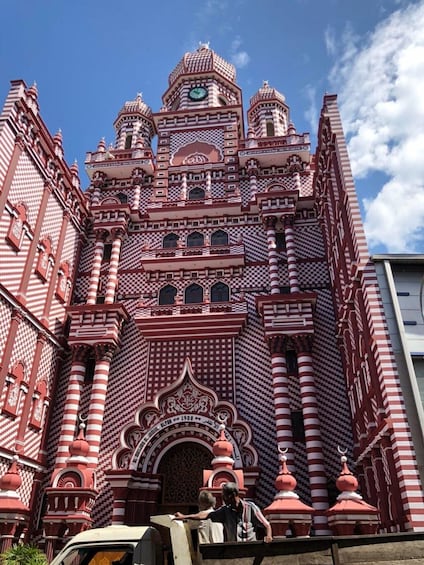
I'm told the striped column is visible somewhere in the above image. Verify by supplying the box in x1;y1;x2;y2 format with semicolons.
15;332;47;453
86;230;107;305
104;229;124;304
132;183;141;210
0;134;25;219
86;344;115;466
294;335;330;535
16;181;52;305
283;215;300;292
268;336;294;468
264;215;280;294
54;345;90;467
0;309;24;393
247;159;259;200
41;211;70;328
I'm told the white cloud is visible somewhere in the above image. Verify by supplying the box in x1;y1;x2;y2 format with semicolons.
303;84;318;134
230;36;250;69
324;26;336;56
329;1;424;252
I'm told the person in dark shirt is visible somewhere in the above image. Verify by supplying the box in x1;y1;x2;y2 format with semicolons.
174;482;272;543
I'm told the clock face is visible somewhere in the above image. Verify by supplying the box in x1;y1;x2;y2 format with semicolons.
189;86;208;101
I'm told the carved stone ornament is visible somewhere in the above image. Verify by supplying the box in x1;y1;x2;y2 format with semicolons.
112;357;258;472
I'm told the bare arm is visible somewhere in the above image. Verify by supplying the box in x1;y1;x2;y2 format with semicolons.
173;510;210;520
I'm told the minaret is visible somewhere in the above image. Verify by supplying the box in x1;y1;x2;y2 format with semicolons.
247;80;289;137
114;92;155;150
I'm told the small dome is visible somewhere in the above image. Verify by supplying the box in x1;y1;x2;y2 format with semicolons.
336;456;359;493
169;44;236;86
69;425;90;459
117;93;152;119
213;424;233;459
250;80;286;107
0;456;22;492
275;455;297;493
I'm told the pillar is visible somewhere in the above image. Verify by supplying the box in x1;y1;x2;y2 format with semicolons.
104;229;124;304
268;336;294;467
283;215;300;292
54;345;91;468
264;216;280;294
86;344;116;466
86;229;108;305
294;335;330;534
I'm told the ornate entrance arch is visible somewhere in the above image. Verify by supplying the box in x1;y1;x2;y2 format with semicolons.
106;358;259;524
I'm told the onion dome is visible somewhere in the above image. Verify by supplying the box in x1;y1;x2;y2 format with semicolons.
326;450;379;535
211;422;234;471
336;454;359;494
53;129;63;147
70;159;79;176
116;92;152;120
249;80;286;107
0;456;22;493
97;137;106;152
213;423;233;459
274;452;297;495
264;449;314;538
26;81;38;100
68;423;90;460
169;43;236;86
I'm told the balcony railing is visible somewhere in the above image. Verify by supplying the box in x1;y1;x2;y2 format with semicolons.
136;300;247;318
141;243;244;260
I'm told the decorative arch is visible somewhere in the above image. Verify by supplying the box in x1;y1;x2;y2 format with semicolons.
185;283;203;303
187;232;204;247
163;233;179;248
35;236;54;281
211;282;229;303
188;186;205;201
6;202;29;251
266;183;285;193
3;361;27;417
112;358;258;473
172;141;222;166
158;284;177;305
211;230;228;246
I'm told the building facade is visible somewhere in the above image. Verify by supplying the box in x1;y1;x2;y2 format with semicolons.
0;45;424;548
373;255;424;488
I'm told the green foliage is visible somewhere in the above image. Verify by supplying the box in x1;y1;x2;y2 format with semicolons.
0;544;48;565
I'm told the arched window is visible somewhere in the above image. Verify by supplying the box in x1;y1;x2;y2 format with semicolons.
185;283;203;304
187;232;204;247
159;285;177;305
125;135;133;149
3;361;26;418
211;282;229;302
163;233;179;248
211;230;228;245
188;187;205;200
117;192;128;203
266;121;275;137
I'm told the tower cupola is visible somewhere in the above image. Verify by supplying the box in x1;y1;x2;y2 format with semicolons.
113;93;154;150
248;80;290;137
162;43;241;111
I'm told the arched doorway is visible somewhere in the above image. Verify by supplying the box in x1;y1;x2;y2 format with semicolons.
157;442;212;513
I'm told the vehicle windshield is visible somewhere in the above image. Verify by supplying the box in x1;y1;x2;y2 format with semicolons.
59;546;133;565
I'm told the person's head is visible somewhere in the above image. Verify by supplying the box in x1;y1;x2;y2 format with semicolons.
222;482;239;507
198;491;216;510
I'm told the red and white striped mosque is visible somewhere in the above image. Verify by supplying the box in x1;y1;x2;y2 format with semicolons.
0;44;423;551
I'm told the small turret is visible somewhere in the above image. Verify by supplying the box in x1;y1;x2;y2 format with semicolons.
326;449;380;535
113;92;154;150
248;80;289;138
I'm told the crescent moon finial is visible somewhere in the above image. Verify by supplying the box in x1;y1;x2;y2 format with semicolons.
217;413;228;424
278;446;288;455
337;446;348;455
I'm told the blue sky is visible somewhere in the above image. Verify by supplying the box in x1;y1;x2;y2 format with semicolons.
1;0;423;254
